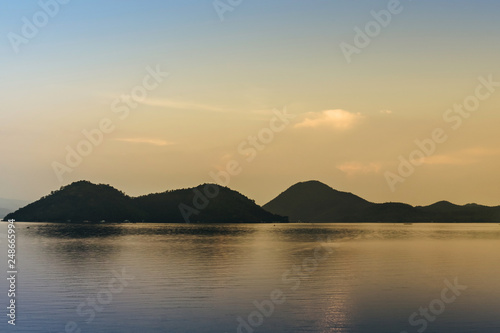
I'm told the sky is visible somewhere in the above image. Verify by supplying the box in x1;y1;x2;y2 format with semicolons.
1;0;499;206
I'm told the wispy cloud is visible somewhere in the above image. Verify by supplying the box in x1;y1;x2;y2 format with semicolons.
423;147;500;166
380;110;393;114
294;109;364;130
140;98;228;113
423;154;472;166
114;138;175;146
337;161;382;176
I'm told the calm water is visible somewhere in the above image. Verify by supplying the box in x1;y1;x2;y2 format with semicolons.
1;222;500;333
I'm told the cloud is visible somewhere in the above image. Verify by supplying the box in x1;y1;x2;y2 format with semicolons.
380;110;392;114
423;147;500;166
337;161;382;176
140;98;228;113
294;109;364;129
114;138;175;146
423;155;471;166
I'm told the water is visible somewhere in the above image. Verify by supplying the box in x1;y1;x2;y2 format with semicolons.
1;222;500;333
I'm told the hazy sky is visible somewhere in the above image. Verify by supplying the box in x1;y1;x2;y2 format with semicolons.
1;0;499;206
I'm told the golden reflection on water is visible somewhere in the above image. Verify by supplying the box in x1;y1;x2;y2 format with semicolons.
3;223;500;332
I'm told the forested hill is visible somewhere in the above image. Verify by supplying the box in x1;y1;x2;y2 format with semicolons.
5;181;287;223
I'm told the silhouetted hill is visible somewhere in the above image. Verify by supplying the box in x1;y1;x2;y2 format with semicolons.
6;180;500;223
416;202;500;222
263;180;372;222
361;202;425;222
264;181;500;222
5;181;142;223
5;181;287;223
134;184;286;223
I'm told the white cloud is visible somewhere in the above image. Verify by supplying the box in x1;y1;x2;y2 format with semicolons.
140;98;228;113
423;147;500;166
337;161;382;176
114;138;175;146
294;109;364;130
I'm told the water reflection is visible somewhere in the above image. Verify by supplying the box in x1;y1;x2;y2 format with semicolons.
29;223;125;238
3;223;500;333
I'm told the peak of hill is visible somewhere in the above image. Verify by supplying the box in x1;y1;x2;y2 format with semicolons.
134;183;286;223
5;181;287;223
5;181;140;223
263;180;371;222
423;201;459;209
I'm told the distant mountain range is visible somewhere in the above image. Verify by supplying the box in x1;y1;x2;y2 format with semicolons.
263;180;500;222
0;197;29;219
0;208;11;219
5;181;287;223
5;180;500;223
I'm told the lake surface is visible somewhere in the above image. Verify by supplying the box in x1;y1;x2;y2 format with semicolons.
1;222;500;333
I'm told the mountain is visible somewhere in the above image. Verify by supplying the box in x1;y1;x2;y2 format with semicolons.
0;197;29;211
415;201;500;222
6;180;500;223
134;185;285;223
4;181;142;223
0;208;12;219
263;180;500;222
0;197;29;219
4;181;287;223
263;181;372;222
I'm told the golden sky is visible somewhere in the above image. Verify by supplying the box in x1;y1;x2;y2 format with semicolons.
1;1;499;206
